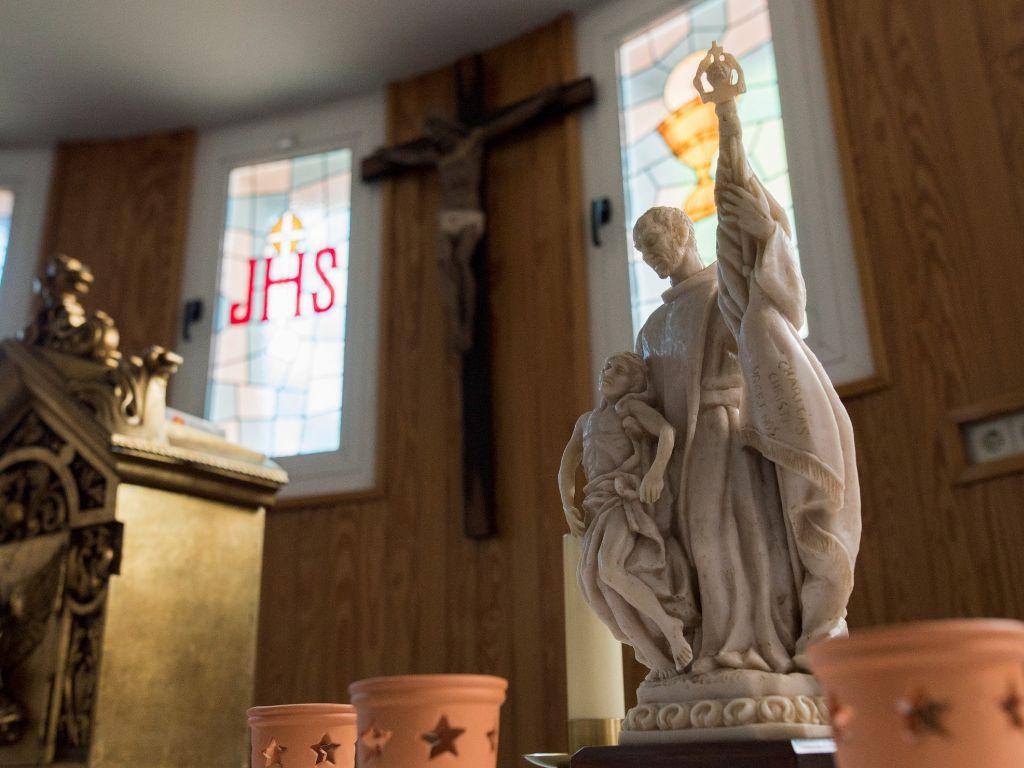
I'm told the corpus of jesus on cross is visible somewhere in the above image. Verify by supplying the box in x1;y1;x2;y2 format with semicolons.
362;56;595;539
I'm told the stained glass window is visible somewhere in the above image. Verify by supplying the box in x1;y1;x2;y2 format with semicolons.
207;149;352;458
618;0;799;334
0;189;14;288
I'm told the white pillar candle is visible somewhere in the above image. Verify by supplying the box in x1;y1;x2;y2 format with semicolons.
562;533;625;721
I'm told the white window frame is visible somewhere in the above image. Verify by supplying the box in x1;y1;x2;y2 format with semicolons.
0;148;54;339
172;92;385;500
576;0;879;400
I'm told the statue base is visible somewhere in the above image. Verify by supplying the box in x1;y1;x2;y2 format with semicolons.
570;739;835;767
623;670;830;742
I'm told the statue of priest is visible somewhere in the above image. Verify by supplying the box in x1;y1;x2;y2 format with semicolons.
587;43;861;741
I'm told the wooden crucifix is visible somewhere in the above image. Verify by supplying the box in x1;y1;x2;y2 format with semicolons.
362;56;595;539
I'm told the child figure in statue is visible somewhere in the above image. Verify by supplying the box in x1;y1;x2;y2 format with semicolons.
558;351;696;678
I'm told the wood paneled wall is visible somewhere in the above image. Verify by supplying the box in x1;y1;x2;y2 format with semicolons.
817;0;1024;625
41;130;195;353
253;16;591;764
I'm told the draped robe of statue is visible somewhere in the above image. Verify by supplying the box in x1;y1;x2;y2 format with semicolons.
576;400;696;676
635;112;861;676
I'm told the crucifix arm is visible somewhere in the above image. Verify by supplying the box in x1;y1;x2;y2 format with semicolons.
480;76;595;142
361;138;440;181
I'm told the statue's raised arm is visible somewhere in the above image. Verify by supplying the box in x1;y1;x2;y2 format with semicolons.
695;42;802;337
702;42;861;667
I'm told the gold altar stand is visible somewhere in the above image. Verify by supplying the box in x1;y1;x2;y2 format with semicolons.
0;256;287;767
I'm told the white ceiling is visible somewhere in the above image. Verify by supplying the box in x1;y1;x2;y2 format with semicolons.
0;0;595;146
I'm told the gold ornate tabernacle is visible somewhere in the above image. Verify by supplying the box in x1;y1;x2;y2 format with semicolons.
0;256;287;766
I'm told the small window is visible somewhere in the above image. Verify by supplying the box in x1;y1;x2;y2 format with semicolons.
617;0;799;335
175;95;384;498
0;188;14;288
207;149;352;458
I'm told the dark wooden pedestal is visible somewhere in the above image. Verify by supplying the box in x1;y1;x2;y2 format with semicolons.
570;740;836;768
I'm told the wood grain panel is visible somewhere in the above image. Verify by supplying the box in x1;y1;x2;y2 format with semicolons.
254;16;590;764
41;130;195;354
817;0;1024;626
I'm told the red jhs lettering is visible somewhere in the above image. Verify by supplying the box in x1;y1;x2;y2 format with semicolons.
229;248;338;325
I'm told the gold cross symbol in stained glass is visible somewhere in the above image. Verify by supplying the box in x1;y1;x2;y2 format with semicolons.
268;211;306;255
421;715;466;759
261;737;287;767
897;691;950;738
310;733;341;765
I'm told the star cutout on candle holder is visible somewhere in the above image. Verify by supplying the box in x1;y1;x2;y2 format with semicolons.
486;726;498;753
897;691;950;738
421;715;466;759
827;694;855;743
1001;685;1024;729
261;737;287;768
359;724;393;762
310;734;341;765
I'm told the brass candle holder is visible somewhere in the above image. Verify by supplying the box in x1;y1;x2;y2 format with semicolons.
525;716;622;766
568;717;622;754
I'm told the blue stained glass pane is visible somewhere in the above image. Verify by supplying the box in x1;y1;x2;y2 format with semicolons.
741;42;778;85
627;174;657;214
737;85;782;124
691;29;723;52
277;389;307;418
632;257;669;299
747;121;788;179
621;68;669;109
650;155;697;187
336;209;352;243
292;154;327;188
273;418;304;456
627;133;675;176
616;0;803;338
207;148;352;458
0;189;12;290
213;294;230;333
254;194;291;234
693;217;718;268
209;383;236;419
327;149;351;175
689;0;726;31
225;197;255;232
659;37;702;72
301;411;341;455
764;175;794;210
240;420;275;456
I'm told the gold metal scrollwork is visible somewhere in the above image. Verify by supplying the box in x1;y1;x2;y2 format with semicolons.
21;255;183;436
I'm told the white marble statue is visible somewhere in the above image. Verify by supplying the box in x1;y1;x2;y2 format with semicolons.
561;43;861;741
